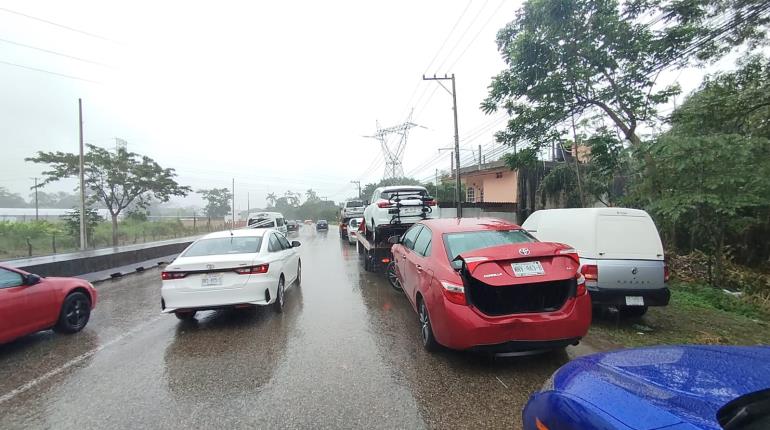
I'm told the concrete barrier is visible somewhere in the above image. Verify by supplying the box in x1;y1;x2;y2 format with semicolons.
2;236;199;278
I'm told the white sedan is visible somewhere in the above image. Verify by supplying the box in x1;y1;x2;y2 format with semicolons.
161;228;301;320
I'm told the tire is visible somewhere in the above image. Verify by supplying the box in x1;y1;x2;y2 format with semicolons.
54;292;91;333
364;251;375;273
175;310;197;320
371;219;377;243
274;277;285;313
296;260;302;287
621;305;648;318
418;299;439;352
386;261;403;292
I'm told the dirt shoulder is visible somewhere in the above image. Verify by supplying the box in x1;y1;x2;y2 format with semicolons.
583;281;770;350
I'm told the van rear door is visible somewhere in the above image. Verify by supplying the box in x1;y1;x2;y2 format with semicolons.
595;213;665;290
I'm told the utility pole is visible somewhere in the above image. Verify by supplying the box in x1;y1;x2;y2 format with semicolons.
31;177;39;221
231;178;235;227
350;180;361;199
78;98;87;250
423;73;461;217
478;144;482;170
434;168;438;203
247;192;250;216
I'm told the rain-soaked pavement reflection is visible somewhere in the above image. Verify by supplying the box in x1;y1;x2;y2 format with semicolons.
0;226;592;429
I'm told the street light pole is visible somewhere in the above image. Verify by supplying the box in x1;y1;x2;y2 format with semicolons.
423;73;461;217
78;98;87;249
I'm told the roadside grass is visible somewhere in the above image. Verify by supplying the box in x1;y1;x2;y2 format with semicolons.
588;280;770;348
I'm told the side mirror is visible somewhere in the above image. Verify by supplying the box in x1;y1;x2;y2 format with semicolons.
291;240;301;248
387;235;400;245
24;273;42;286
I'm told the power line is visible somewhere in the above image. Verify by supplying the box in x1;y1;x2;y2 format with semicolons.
0;6;118;43
445;0;507;71
0;37;113;68
0;59;100;83
434;0;491;72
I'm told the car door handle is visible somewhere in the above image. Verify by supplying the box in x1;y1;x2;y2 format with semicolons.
416;265;422;272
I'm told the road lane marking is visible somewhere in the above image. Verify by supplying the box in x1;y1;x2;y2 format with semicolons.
0;316;162;405
495;376;509;389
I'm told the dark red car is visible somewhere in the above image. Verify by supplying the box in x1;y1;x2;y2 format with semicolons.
390;218;591;353
0;265;97;344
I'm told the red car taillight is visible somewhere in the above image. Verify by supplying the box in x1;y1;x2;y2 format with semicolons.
440;280;466;305
575;273;587;296
234;264;269;275
424;200;436;206
664;262;670;283
580;264;598;282
557;247;580;265
161;271;187;280
377;200;392;208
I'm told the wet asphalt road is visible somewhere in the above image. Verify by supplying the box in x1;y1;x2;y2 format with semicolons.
0;226;597;429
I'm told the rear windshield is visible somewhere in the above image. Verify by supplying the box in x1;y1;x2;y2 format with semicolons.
249;217;275;228
444;230;535;260
184;237;262;257
318;220;327;223
380;189;427;199
346;201;364;208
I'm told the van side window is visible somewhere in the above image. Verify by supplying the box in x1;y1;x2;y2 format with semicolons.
276;218;285;227
268;234;281;252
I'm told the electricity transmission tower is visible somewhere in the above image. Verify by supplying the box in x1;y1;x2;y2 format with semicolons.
365;112;424;179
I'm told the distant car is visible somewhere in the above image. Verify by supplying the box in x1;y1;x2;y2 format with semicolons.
390;218;590;352
0;265;98;344
286;220;299;232
304;219;313;225
161;229;301;319
523;345;770;430
342;198;365;219
247;211;287;235
522;208;669;316
363;185;437;241
316;219;328;231
347;217;363;244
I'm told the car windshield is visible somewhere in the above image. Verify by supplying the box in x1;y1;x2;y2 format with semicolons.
318;220;327;224
183;237;262;257
249;218;275;228
346;201;363;208
443;230;535;260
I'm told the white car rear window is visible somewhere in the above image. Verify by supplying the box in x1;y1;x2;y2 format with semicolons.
184;237;262;257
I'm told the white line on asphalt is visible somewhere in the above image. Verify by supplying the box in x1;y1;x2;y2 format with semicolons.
495;376;509;389
0;316;162;405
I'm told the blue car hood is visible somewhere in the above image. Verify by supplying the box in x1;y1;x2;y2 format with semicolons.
555;345;770;430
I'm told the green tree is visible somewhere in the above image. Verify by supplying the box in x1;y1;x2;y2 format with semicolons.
27;145;191;246
60;208;103;248
265;192;278;207
482;0;769;152
0;187;28;207
197;188;232;217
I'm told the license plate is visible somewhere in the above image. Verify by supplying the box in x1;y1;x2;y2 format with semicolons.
401;207;421;215
202;273;223;286
625;296;645;306
511;261;545;277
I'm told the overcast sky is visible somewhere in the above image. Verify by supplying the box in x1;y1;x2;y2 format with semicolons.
0;1;732;211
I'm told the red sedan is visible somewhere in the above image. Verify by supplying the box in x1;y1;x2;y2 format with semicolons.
0;265;97;344
390;218;591;353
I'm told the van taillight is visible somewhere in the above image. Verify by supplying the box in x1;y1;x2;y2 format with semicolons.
377;200;392;208
161;271;187;280
234;264;269;275
425;200;436;206
440;280;466;305
664;263;670;283
580;264;598;282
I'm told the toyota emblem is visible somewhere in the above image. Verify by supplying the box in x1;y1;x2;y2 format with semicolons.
518;247;530;256
631;267;638;275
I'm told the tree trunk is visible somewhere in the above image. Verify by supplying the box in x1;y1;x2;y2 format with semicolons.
111;213;119;247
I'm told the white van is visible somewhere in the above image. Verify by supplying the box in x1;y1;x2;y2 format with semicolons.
521;208;669;315
247;212;287;234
